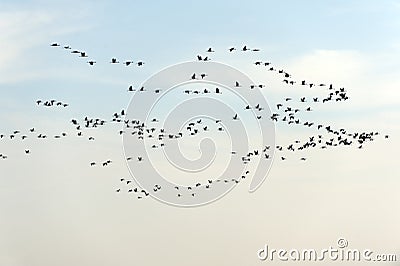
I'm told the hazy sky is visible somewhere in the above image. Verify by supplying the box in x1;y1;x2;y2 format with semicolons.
0;1;399;265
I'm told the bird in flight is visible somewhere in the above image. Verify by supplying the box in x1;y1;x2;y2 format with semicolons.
110;58;119;64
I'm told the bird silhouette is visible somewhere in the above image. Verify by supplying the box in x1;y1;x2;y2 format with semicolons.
110;58;119;64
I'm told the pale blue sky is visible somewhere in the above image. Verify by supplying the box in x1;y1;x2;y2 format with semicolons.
0;1;399;266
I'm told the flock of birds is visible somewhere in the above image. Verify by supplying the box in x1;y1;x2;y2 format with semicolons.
50;42;145;67
0;43;389;200
36;99;69;108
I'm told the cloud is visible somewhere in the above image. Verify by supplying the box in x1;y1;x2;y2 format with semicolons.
0;10;49;68
0;7;93;84
284;50;368;83
279;49;400;109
